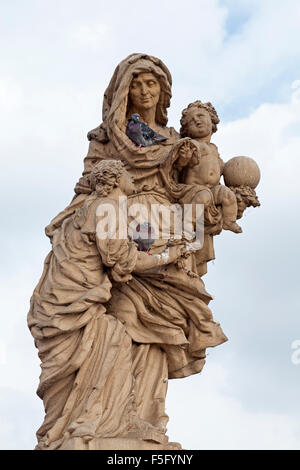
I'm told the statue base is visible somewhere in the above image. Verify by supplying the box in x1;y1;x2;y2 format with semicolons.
59;437;182;450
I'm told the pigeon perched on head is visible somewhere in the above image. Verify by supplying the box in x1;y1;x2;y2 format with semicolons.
126;114;167;148
132;222;156;253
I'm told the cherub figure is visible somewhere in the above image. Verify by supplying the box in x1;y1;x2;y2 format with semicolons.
177;100;242;233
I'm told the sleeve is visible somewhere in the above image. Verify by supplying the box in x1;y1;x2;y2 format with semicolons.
95;198;138;283
97;238;138;283
82;140;107;176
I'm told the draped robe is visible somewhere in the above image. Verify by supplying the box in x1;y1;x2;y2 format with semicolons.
28;54;227;450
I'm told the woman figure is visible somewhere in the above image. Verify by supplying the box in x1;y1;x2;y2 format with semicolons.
28;54;227;450
28;159;185;449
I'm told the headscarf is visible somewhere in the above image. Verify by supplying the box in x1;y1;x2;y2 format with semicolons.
88;53;178;168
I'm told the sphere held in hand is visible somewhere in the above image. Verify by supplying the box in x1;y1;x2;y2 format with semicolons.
223;156;260;189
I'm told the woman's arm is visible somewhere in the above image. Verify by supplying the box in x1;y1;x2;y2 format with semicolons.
133;244;185;273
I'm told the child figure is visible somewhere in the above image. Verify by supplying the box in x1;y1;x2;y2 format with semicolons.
177;100;242;233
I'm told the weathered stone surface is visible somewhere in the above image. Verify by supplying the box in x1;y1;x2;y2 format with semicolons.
60;437;182;450
28;53;260;450
223;156;261;188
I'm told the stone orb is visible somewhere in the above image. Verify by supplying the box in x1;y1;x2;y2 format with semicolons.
223;156;260;189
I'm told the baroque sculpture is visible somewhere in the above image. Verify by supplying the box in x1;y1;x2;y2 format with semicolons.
28;53;260;450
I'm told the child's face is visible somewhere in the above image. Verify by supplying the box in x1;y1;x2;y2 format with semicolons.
184;107;213;139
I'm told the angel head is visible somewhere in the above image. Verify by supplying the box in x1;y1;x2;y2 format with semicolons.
89;160;135;196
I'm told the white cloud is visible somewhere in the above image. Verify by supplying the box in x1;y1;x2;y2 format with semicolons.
1;0;300;450
203;0;300;103
167;362;300;450
291;80;300;90
214;83;300;202
0;387;42;450
71;23;109;47
0;269;44;449
0;80;22;113
0;342;7;366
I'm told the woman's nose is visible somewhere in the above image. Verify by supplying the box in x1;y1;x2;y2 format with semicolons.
141;83;148;95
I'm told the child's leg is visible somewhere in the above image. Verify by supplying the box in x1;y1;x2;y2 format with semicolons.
212;185;242;233
191;188;213;206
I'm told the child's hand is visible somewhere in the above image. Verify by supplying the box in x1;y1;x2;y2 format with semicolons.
176;141;194;168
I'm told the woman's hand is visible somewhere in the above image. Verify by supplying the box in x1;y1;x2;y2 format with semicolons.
133;243;185;273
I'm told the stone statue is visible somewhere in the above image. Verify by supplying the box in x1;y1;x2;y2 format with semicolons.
28;53;260;450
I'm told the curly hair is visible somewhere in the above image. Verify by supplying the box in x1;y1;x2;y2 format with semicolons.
89;160;126;196
180;100;220;137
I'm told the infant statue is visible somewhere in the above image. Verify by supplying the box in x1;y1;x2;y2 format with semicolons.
176;100;242;234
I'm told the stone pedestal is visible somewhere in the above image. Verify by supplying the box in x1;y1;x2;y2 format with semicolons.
59;437;182;450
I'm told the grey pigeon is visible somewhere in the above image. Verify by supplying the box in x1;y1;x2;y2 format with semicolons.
126;114;167;147
132;222;156;253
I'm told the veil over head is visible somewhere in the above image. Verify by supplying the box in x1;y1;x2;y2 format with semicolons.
88;53;178;168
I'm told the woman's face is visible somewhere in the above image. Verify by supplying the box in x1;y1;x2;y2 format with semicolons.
129;73;161;113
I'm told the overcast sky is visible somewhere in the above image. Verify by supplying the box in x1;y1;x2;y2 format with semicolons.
1;0;300;450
